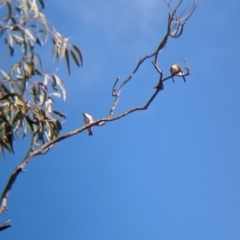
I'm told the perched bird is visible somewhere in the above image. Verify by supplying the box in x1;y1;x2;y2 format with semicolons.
170;64;185;83
83;113;93;136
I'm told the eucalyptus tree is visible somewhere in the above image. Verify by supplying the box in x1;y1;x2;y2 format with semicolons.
0;0;196;231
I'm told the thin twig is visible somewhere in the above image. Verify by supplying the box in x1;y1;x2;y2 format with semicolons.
109;52;155;116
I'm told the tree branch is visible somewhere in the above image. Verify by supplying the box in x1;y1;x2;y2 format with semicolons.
0;135;35;215
109;0;196;116
0;0;197;230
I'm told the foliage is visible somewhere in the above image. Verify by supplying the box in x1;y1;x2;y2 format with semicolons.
0;0;82;157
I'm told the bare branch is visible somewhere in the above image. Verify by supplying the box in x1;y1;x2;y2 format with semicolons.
0;135;35;216
112;77;120;96
109;52;155;116
109;0;196;116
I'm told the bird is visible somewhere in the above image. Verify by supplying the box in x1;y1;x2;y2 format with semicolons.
83;113;93;136
170;63;185;83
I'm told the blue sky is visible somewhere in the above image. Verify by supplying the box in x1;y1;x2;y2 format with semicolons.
1;0;240;239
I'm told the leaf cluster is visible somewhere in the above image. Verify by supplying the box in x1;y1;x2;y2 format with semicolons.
0;0;82;156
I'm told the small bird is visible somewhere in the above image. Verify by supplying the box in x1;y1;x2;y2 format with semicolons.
83;113;93;136
170;64;185;83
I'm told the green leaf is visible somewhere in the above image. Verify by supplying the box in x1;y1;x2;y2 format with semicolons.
59;40;67;62
51;75;58;91
34;68;42;76
30;0;39;18
6;126;14;154
8;34;13;47
65;48;70;75
14;5;21;13
10;63;20;75
37;124;45;144
8;44;14;56
11;34;24;45
55;119;62;131
23;125;27;139
0;123;14;154
45;98;53;113
70;50;80;67
53;74;66;101
24;29;35;42
10;25;23;32
53;32;64;62
0;139;12;154
0;70;10;81
32;52;44;72
38;0;45;9
72;44;83;66
39;12;48;43
36;38;42;46
39;88;47;106
52;110;66;119
50;92;61;98
19;0;29;23
5;1;12;21
25;116;36;133
7;46;14;57
51;38;57;60
23;62;32;77
0;83;10;94
12;112;23;133
15;79;24;93
46;122;53;140
32;85;38;103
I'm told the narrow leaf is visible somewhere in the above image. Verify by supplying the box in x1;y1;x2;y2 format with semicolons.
11;34;24;44
34;68;42;76
25;116;36;133
0;83;9;93
24;28;35;42
51;38;57;60
8;34;13;48
5;2;12;21
0;70;10;81
0;140;12;154
65;48;70;75
6;129;14;154
72;44;83;66
39;12;48;43
53;74;66;101
33;52;44;72
37;0;45;9
70;50;80;67
51;75;58;91
23;125;27;139
55;119;62;131
8;44;14;56
59;40;67;62
52;110;66;119
30;0;39;18
36;37;41;45
50;92;61;98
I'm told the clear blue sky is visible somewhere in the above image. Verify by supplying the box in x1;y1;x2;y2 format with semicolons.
1;0;240;239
